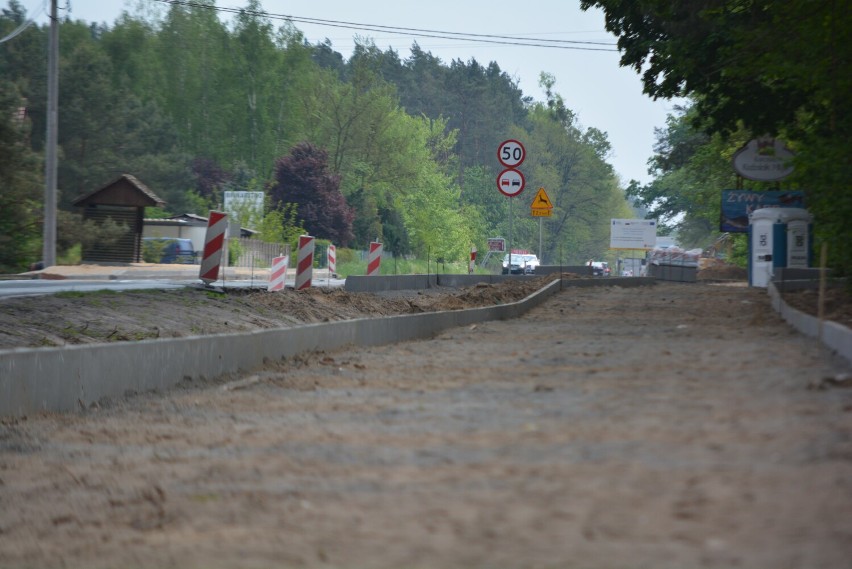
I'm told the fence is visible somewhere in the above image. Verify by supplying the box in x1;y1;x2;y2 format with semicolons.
229;237;289;269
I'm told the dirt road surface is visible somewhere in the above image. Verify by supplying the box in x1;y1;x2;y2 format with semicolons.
2;281;851;569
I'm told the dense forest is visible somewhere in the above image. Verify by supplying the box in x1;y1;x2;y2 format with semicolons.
0;0;634;272
4;0;847;277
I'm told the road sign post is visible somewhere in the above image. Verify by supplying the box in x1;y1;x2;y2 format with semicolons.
529;188;553;262
497;139;527;265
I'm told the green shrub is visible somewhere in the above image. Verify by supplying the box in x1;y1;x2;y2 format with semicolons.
142;240;167;263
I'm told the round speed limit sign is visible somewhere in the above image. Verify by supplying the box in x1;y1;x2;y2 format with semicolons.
497;139;525;168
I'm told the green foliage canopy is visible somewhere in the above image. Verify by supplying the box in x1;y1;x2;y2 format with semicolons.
581;0;852;272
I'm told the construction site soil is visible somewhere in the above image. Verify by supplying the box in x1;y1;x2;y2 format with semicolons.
0;276;556;350
1;270;851;569
0;269;849;349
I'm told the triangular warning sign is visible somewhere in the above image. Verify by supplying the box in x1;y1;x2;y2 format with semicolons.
532;187;553;209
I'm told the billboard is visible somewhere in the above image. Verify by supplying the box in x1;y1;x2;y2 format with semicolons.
610;219;657;250
487;237;506;252
720;190;805;233
223;191;264;231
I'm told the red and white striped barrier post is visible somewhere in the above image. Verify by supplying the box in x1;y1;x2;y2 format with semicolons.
199;210;228;284
327;244;336;275
367;241;382;276
469;246;477;274
268;254;289;292
295;235;315;290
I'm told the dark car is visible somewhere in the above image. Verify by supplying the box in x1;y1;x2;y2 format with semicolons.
143;238;196;264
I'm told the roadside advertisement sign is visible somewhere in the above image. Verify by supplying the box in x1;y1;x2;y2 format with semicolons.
610;219;657;250
720;189;805;233
223;191;264;229
487;238;506;252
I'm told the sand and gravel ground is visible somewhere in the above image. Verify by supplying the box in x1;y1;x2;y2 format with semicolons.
1;279;852;569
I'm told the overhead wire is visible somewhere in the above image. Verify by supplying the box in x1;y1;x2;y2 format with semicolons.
0;0;48;44
150;0;620;52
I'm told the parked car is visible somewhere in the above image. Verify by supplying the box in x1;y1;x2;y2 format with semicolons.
143;237;196;264
502;253;540;274
588;261;610;276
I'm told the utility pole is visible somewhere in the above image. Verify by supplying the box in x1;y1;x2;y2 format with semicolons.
42;0;58;267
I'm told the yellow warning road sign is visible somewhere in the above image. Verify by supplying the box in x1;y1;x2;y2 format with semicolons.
532;187;553;209
531;208;551;217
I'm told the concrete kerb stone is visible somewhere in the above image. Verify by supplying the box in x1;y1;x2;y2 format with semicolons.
768;281;852;366
1;276;653;417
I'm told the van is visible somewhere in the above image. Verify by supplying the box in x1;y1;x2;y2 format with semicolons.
142;238;196;264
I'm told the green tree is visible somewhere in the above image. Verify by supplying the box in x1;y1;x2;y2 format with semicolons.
0;82;41;271
226;1;282;173
581;0;852;273
256;202;305;246
156;1;231;163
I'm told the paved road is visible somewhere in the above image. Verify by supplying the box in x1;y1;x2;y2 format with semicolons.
1;282;851;569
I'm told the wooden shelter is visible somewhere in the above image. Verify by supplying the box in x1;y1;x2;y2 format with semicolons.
72;174;165;263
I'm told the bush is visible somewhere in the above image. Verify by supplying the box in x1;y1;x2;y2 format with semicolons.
142;240;167;263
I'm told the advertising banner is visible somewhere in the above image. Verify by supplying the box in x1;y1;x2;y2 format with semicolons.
720;190;805;233
610;219;657;250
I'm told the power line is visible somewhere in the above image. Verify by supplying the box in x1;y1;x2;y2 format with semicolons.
0;0;47;44
150;0;620;52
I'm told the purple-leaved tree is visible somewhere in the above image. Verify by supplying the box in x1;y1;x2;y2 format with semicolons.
269;142;354;246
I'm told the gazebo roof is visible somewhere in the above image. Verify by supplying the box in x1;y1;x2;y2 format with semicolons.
72;174;165;208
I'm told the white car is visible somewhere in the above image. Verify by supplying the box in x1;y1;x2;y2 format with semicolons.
588;261;610;276
502;254;540;274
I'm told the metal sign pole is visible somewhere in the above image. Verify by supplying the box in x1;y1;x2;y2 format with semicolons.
508;197;513;273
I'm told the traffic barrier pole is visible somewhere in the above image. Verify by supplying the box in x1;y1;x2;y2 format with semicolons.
327;244;336;275
268;255;289;292
295;235;315;290
199;211;228;284
367;241;383;276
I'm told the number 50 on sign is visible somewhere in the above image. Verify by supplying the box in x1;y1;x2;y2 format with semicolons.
497;139;525;168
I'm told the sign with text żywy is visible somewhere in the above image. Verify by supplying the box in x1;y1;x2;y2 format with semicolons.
497;168;525;197
497;139;525;168
720;189;805;233
610;219;657;249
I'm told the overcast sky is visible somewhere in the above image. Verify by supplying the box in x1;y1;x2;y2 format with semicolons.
17;0;686;185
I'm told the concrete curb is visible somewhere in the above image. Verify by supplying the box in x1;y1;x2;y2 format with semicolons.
0;277;652;417
344;272;634;293
768;281;852;365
